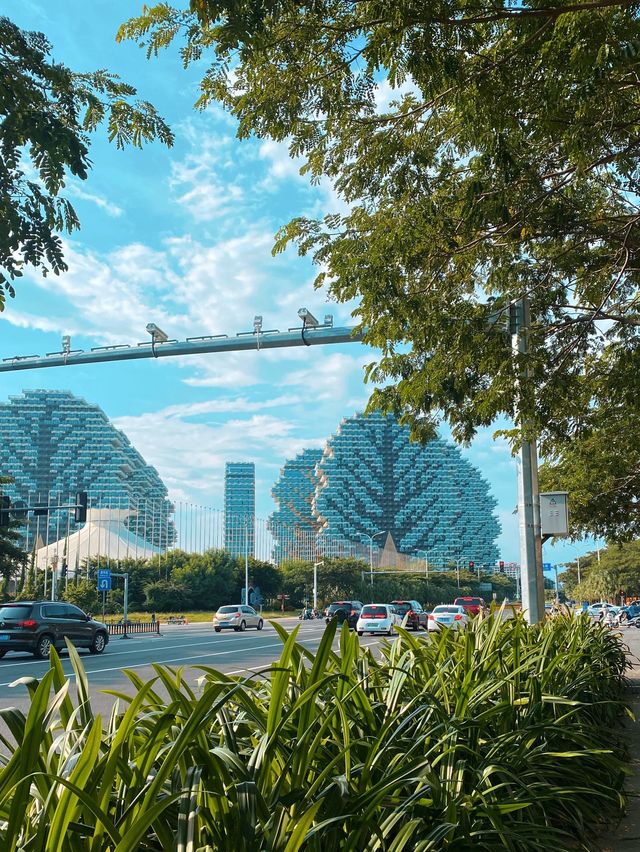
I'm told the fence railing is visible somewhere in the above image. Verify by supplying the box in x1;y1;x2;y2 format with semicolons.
107;621;161;636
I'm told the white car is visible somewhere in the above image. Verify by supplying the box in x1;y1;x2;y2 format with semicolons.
427;605;468;632
356;604;401;636
213;605;264;632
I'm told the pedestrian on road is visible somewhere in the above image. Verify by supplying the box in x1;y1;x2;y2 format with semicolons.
151;611;156;624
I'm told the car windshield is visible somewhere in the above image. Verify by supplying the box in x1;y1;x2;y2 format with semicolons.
217;606;239;614
391;603;411;613
361;605;388;616
0;605;32;620
328;603;350;612
434;606;462;614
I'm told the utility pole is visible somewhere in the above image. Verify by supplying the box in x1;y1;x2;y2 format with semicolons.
511;298;545;624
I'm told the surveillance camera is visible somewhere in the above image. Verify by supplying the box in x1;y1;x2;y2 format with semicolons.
298;308;319;328
146;323;169;343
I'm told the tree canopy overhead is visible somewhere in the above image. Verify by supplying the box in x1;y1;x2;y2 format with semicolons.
120;1;640;538
0;16;173;310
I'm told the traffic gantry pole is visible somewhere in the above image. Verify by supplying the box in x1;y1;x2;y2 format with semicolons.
511;298;545;624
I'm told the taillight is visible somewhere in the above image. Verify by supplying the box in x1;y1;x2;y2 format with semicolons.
454;614;463;621
234;612;241;618
428;614;435;621
18;619;37;629
408;610;414;617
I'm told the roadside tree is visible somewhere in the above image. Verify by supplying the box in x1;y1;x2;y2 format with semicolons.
121;1;640;540
0;16;173;310
62;579;99;614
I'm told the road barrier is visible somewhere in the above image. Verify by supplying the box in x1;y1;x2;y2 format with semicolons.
107;621;161;636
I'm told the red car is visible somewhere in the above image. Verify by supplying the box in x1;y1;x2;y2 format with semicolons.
453;596;487;616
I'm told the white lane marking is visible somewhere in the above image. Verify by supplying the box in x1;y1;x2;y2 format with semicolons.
0;625;327;672
0;636;382;688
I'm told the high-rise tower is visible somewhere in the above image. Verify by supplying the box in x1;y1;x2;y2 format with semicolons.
224;462;255;558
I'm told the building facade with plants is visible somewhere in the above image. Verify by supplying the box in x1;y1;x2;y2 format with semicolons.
268;448;324;563
269;412;500;567
0;389;175;550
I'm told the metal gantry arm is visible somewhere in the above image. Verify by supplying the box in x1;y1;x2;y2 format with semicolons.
0;314;363;374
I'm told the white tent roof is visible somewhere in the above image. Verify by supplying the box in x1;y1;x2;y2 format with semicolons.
35;508;162;570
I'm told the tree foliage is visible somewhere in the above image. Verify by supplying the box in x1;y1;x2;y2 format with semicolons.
0;16;173;309
561;540;640;600
62;578;100;614
120;0;640;538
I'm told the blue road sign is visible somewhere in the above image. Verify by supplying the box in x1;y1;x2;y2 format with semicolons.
97;569;112;591
543;562;553;571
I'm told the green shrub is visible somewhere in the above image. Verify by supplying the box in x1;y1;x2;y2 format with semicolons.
0;611;629;850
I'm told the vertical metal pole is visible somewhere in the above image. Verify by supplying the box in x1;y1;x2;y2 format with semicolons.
554;565;559;602
245;518;249;606
577;555;581;585
512;297;545;624
123;573;129;639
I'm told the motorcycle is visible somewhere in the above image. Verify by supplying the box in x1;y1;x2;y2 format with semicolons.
299;608;314;620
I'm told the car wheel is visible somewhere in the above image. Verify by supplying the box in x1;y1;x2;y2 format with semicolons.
387;627;394;636
256;619;263;630
34;634;53;660
239;620;246;632
0;650;6;658
357;630;363;636
214;627;221;633
412;622;419;631
90;631;107;654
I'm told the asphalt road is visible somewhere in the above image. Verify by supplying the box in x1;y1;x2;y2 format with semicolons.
0;617;387;729
3;615;638;743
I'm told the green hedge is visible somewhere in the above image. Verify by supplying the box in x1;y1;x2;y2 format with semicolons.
0;612;629;850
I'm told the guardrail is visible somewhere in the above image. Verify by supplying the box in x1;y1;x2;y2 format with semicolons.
107;621;161;636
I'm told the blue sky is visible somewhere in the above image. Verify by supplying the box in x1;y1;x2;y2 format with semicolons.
2;0;600;568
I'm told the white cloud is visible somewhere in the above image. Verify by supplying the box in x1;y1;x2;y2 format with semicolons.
112;407;323;507
66;183;124;218
279;352;367;400
0;309;80;336
157;394;301;419
258;138;305;187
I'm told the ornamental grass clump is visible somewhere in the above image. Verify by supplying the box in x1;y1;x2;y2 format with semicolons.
0;611;630;850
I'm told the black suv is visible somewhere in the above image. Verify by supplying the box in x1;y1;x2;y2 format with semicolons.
0;601;109;659
325;600;363;629
390;600;428;631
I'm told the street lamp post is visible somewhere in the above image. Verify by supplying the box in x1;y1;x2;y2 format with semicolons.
455;557;465;589
244;517;250;606
313;561;324;612
361;530;388;586
414;549;430;581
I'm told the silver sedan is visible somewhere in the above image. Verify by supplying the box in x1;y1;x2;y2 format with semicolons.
213;605;264;632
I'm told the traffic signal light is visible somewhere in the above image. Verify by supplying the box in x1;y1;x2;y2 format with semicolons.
469;561;475;569
0;496;11;526
75;491;88;523
499;560;505;572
